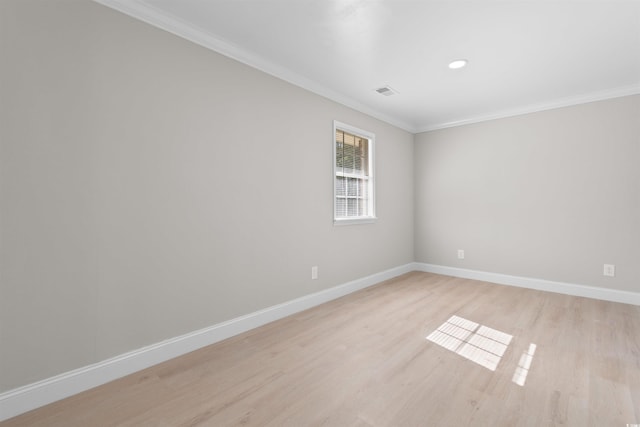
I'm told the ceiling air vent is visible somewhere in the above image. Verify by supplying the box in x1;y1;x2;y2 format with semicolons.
375;86;397;96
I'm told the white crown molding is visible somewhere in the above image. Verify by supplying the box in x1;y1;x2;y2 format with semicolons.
0;263;414;422
93;1;640;135
414;262;640;306
92;0;416;133
415;84;640;133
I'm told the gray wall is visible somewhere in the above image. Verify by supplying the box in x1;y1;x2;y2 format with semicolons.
2;0;638;397
0;0;414;392
415;95;640;292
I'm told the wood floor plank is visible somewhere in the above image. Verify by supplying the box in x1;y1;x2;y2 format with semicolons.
2;272;639;426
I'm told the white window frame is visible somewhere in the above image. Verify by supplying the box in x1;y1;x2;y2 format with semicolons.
333;120;376;225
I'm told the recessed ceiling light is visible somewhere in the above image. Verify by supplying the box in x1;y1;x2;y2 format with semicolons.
448;59;468;69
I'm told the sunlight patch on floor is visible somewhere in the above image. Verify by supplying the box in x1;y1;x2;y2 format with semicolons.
426;315;513;371
512;343;537;386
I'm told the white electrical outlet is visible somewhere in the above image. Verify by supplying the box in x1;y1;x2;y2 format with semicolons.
603;264;615;277
457;249;465;260
311;266;318;280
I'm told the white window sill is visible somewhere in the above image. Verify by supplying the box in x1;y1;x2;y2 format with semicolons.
333;217;377;226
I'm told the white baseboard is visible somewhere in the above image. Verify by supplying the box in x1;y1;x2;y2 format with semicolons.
414;262;640;306
3;262;636;421
0;263;414;422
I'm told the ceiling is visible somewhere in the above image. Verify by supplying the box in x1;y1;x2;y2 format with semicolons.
97;0;640;133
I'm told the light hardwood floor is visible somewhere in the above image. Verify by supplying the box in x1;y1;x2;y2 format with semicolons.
3;272;640;426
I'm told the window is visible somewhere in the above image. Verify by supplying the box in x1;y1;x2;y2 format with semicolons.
334;121;375;224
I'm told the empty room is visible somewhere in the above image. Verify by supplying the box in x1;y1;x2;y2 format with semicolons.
1;0;639;425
